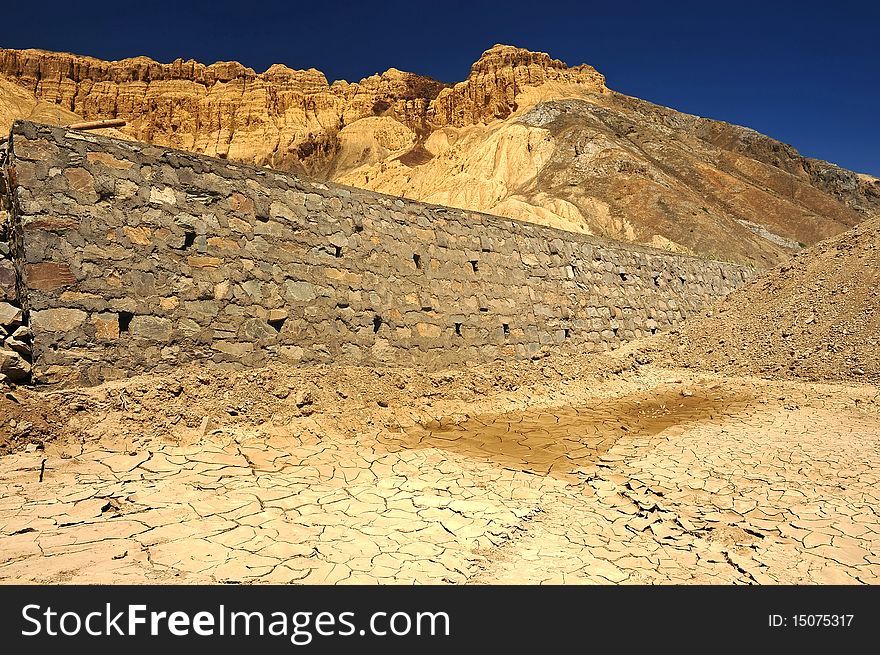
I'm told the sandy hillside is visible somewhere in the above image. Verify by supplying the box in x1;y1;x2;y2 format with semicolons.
665;215;880;383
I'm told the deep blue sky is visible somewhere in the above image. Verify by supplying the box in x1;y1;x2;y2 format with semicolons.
5;0;879;174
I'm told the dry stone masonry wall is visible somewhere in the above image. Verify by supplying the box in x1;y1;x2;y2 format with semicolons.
3;121;753;385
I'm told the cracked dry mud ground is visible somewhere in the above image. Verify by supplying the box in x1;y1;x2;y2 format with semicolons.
1;360;879;585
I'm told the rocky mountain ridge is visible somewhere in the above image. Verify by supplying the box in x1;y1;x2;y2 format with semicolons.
1;43;876;266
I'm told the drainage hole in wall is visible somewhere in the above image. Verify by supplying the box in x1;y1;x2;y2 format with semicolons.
650;327;658;335
502;323;510;335
183;231;196;249
334;245;343;258
373;315;383;333
118;311;134;333
619;272;628;281
413;253;422;269
470;260;479;273
268;317;287;332
564;328;571;338
454;322;462;336
612;327;619;337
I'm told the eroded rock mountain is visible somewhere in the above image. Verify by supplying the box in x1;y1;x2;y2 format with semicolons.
1;44;877;266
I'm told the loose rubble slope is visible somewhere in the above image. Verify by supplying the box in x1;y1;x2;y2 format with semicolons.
670;214;880;382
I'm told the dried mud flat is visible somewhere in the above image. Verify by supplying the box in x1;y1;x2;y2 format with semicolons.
1;347;879;585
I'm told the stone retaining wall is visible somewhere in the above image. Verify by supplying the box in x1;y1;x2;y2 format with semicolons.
4;121;753;385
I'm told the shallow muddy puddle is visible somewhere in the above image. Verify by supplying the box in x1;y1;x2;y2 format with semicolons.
381;385;754;479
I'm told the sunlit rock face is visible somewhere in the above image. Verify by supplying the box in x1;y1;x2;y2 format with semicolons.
2;44;877;267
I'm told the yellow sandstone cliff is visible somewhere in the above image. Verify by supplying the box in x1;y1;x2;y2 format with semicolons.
1;44;877;266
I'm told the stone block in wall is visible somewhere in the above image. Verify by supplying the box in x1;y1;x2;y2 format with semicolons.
240;318;278;341
284;281;318;303
23;262;76;292
86;151;135;170
30;307;86;332
415;322;443;339
63;168;97;199
183;300;221;324
129;316;174;342
91;313;120;341
12;136;60;162
213;340;255;359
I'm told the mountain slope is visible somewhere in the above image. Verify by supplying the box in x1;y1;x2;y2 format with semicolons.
0;76;82;134
1;44;877;266
668;214;880;382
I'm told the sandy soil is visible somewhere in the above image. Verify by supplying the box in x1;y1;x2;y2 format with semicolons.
2;346;878;584
669;214;880;383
